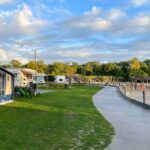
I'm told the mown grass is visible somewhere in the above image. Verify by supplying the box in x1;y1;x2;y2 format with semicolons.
0;85;114;150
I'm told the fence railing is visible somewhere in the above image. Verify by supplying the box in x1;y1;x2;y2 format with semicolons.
119;83;150;105
68;81;150;106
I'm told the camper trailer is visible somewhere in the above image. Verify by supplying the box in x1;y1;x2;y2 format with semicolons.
55;76;67;84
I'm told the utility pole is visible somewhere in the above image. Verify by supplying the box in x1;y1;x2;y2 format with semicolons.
35;50;37;76
34;50;38;95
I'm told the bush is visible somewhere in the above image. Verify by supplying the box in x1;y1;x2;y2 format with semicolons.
38;83;69;89
73;83;86;86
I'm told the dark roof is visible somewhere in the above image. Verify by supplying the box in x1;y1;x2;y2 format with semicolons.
0;67;14;76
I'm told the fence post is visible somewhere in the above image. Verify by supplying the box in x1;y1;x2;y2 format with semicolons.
143;91;146;104
124;86;126;95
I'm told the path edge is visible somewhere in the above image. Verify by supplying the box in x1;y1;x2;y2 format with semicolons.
92;87;116;150
117;87;150;110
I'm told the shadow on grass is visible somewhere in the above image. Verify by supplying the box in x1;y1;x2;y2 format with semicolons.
2;99;100;118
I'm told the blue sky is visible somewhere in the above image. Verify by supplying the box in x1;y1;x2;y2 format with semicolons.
0;0;150;64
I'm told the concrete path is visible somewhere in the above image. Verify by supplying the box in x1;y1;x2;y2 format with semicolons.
38;89;55;93
93;86;150;150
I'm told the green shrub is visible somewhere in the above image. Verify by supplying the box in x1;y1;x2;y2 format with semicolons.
73;83;86;86
38;83;69;89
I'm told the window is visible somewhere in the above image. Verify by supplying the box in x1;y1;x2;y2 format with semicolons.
27;74;32;79
0;71;5;96
7;76;9;81
14;74;17;78
59;78;63;82
37;77;43;80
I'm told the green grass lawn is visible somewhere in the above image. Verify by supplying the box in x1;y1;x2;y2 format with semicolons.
0;85;114;150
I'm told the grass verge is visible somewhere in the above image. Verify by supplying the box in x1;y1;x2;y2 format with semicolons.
0;85;114;150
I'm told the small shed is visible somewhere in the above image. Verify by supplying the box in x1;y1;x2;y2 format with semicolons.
0;67;14;103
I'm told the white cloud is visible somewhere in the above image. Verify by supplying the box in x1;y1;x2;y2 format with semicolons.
1;5;150;64
65;6;112;32
132;0;149;7
0;4;49;36
0;48;11;63
132;14;150;26
13;4;49;34
0;48;29;64
0;0;15;4
58;50;91;58
108;9;125;20
70;18;110;32
63;7;126;33
84;6;101;16
91;18;110;31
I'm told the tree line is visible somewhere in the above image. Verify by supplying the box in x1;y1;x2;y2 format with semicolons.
1;58;150;81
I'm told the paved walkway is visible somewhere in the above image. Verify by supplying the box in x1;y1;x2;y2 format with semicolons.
93;86;150;150
38;89;55;93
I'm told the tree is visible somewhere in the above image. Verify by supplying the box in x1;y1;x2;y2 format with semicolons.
117;61;130;79
129;69;148;78
140;62;148;73
129;58;141;71
77;65;86;75
64;65;77;76
10;59;22;68
142;60;150;76
101;63;121;76
129;58;148;79
90;61;101;75
84;63;93;75
144;59;150;67
49;62;66;75
26;60;48;73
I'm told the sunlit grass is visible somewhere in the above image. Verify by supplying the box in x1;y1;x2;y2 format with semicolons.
0;85;114;150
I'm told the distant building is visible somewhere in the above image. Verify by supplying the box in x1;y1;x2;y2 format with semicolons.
7;68;45;87
55;76;67;84
34;73;46;84
21;69;45;84
7;68;28;87
21;69;36;85
0;67;14;104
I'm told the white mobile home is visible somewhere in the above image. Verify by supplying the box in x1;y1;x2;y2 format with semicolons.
34;73;45;84
21;69;45;84
7;69;28;87
55;76;67;84
21;69;36;85
0;67;14;103
8;68;46;87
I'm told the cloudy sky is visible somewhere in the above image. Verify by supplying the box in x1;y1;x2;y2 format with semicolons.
0;0;150;64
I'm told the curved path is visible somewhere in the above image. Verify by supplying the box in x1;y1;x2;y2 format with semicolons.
93;86;150;150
